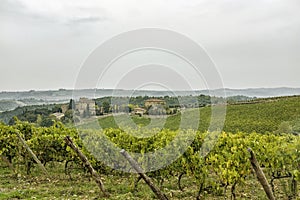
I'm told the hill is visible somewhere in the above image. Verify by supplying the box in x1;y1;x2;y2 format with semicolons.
88;95;300;134
1;87;300;112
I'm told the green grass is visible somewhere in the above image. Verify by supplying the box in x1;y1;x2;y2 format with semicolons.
79;114;183;131
81;96;300;134
223;96;300;133
0;160;280;200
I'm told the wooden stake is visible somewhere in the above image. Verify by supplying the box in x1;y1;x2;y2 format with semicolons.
248;148;275;200
16;131;48;176
120;149;169;200
64;136;109;197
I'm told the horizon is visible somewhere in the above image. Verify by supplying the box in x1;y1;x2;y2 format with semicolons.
1;86;300;93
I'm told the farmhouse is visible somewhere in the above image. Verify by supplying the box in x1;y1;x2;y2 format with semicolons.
76;97;96;117
144;99;166;107
132;107;146;116
50;112;65;120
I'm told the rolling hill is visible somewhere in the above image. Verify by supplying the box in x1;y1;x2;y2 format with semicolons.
83;95;300;134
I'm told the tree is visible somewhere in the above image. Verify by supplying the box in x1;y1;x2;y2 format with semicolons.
102;101;110;113
36;114;43;126
83;104;90;118
62;110;76;124
40;117;54;127
68;99;76;110
52;105;62;113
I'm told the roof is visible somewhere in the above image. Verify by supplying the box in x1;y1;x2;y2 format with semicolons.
134;107;146;111
51;112;65;119
145;99;165;102
78;97;95;104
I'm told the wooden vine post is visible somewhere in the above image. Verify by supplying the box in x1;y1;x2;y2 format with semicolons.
16;130;48;176
120;149;169;200
248;148;275;200
64;136;109;197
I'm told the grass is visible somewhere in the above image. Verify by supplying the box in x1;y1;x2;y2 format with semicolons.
79;96;300;134
1;160;296;199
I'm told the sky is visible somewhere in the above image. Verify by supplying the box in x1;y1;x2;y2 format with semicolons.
0;0;299;91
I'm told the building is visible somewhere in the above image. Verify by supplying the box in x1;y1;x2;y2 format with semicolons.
76;98;96;117
50;112;65;120
132;107;146;116
144;99;167;116
61;104;69;113
144;99;166;107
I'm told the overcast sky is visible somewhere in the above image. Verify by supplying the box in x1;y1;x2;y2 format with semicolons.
0;0;299;91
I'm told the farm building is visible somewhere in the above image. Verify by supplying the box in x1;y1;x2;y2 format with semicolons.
50;112;65;120
76;98;96;117
144;99;166;107
132;107;146;116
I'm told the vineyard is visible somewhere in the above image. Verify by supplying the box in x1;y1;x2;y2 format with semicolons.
88;95;300;134
1;96;300;199
0;119;300;199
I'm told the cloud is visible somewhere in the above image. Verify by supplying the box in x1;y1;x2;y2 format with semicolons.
0;0;109;25
67;16;106;24
0;0;299;90
0;0;26;15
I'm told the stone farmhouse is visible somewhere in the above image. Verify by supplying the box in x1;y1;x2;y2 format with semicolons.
132;107;147;116
144;99;166;107
76;97;96;117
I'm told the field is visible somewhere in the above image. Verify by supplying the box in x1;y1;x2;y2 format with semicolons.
82;95;300;134
0;161;283;200
1;96;300;199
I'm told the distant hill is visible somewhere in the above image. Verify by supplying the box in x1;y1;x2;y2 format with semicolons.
0;100;25;112
212;87;300;97
0;98;68;113
92;95;300;134
1;87;300;112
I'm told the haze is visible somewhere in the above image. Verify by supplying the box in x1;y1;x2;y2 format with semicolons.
0;0;299;91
